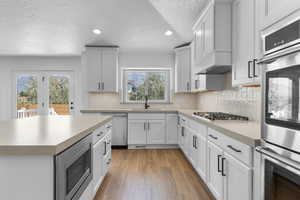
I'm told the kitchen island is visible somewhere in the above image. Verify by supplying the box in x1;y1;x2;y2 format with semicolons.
0;115;112;200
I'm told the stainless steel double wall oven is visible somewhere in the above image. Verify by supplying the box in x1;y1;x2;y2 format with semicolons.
258;10;300;200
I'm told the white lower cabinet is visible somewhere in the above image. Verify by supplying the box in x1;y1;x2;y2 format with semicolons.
166;114;179;144
207;141;224;200
128;120;147;145
91;123;112;199
93;137;105;195
196;133;207;180
147;120;166;144
178;125;185;149
128;113;177;147
223;152;252;200
179;117;254;200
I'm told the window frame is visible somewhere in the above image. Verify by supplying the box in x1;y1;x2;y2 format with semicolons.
122;68;171;104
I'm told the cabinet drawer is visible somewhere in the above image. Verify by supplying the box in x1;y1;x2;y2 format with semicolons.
190;120;207;137
93;126;106;144
207;128;225;148
208;128;252;166
128;113;165;120
223;135;252;166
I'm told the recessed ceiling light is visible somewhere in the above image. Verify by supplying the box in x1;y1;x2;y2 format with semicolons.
93;29;102;35
165;30;173;36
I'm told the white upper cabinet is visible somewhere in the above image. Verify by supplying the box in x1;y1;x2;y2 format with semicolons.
101;48;118;92
85;46;119;93
175;45;191;93
232;0;260;86
258;0;300;29
192;0;232;73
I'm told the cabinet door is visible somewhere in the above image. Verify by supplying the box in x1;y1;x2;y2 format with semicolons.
196;134;207;180
147;120;166;144
223;152;252;200
232;0;255;86
101;49;118;92
183;127;193;158
175;47;191;92
203;5;214;57
93;138;104;195
178;125;184;149
111;116;127;146
86;48;101;92
207;141;224;200
166;114;178;144
128;120;147;145
259;0;300;29
194;22;205;66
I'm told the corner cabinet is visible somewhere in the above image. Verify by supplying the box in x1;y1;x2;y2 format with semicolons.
175;45;191;93
192;0;232;72
84;46;119;93
232;0;261;86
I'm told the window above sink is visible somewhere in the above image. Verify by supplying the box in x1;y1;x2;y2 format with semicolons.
122;68;171;104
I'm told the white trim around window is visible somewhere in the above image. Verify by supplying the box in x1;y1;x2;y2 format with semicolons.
122;68;171;104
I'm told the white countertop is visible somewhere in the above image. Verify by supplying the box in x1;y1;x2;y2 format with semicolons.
0;115;112;155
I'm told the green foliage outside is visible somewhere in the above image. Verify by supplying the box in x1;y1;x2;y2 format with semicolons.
128;73;165;101
17;76;69;105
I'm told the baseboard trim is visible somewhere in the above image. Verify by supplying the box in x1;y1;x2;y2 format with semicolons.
128;144;179;150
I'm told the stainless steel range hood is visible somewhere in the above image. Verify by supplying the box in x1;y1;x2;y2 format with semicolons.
196;65;232;75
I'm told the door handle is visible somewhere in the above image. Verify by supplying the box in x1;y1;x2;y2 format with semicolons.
227;145;242;153
221;157;226;176
192;136;195;148
248;60;253;78
148;122;150;130
217;155;222;173
101;82;104;90
209;134;218;140
144;122;146;131
253;59;258;77
195;136;198;149
103;141;107;155
98;82;101;90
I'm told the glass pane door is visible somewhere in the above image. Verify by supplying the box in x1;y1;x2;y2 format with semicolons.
48;74;73;115
16;74;39;118
14;71;75;118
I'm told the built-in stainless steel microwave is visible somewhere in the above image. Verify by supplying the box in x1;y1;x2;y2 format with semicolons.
262;16;300;56
55;134;93;200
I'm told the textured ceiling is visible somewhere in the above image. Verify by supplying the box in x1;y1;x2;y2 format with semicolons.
148;0;209;41
0;0;206;55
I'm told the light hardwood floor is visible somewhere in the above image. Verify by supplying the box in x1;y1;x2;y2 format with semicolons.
94;149;215;200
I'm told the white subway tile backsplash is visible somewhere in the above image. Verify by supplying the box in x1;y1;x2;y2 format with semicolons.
197;87;261;122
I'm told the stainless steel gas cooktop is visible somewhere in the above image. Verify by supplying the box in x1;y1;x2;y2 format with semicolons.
193;112;249;121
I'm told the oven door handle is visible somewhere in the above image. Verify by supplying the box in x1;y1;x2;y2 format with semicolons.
256;146;300;171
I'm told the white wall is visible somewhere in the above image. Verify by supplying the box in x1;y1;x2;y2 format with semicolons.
0;56;82;120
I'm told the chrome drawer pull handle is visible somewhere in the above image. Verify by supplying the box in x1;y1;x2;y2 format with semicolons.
209;134;218;140
227;145;242;153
